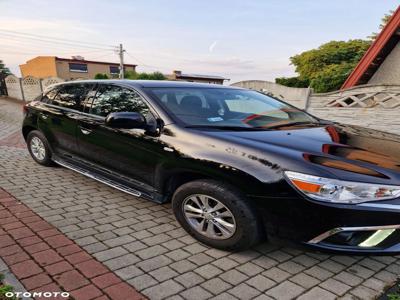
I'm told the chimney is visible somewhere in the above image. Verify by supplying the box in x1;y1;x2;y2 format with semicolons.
71;55;85;60
173;70;182;76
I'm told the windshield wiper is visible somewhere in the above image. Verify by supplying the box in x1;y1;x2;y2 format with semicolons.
257;121;321;130
185;125;266;131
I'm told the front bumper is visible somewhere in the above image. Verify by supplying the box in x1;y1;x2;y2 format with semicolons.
306;224;400;254
256;195;400;254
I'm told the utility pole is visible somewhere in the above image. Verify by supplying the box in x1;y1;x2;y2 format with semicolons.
118;43;125;79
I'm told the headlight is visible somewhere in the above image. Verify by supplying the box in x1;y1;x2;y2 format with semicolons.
284;171;400;204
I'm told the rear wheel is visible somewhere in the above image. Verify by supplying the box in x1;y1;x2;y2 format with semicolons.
172;179;261;250
27;130;54;166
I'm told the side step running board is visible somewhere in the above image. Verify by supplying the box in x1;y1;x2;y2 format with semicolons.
53;157;142;198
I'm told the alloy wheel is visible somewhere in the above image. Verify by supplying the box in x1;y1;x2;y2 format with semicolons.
182;194;236;240
30;136;46;161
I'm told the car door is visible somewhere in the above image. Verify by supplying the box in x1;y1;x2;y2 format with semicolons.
76;84;163;189
37;83;94;157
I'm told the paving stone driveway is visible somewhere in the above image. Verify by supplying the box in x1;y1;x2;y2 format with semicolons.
1;97;399;300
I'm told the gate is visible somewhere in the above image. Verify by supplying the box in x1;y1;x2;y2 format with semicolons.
0;73;7;96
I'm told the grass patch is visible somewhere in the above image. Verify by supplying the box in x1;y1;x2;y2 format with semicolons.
0;274;18;300
380;283;400;300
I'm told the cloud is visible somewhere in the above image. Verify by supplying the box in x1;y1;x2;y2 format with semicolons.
208;40;218;53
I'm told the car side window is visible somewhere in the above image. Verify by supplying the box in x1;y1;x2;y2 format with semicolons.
79;84;97;113
51;84;89;110
90;85;150;117
41;87;59;103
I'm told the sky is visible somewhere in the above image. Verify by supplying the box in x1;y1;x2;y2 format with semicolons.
1;0;398;83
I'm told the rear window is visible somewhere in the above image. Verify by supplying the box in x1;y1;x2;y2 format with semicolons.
41;88;59;103
50;84;91;110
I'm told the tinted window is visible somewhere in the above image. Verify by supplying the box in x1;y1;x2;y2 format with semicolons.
91;85;150;117
109;66;119;74
52;84;90;110
41;88;59;103
81;88;98;113
69;63;88;73
148;88;316;129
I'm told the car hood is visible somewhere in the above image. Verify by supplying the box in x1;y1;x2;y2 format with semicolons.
201;123;400;184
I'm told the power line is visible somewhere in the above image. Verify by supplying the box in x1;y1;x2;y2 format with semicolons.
0;39;114;55
1;29;170;72
0;29;114;48
125;51;168;72
0;32;114;51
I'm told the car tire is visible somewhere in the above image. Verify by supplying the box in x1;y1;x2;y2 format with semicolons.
27;130;54;166
172;179;261;250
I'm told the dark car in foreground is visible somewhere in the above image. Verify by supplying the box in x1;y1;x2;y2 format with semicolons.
22;80;400;253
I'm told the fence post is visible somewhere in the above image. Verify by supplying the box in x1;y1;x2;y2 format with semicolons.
19;77;25;101
304;87;312;111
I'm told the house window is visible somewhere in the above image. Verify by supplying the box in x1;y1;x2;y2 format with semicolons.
110;66;120;74
69;63;88;73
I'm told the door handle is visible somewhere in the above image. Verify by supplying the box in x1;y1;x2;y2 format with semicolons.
40;113;48;120
80;127;92;135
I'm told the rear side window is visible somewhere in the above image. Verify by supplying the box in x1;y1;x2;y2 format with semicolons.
41;88;59;103
90;85;150;117
51;84;91;110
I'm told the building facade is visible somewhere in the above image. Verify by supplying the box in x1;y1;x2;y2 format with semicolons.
20;56;136;80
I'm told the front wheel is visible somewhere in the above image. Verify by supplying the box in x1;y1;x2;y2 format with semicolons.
27;130;54;166
172;180;261;250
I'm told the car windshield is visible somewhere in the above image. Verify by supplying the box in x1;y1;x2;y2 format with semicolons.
147;87;317;129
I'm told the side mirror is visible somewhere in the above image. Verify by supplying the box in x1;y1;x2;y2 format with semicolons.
105;112;146;129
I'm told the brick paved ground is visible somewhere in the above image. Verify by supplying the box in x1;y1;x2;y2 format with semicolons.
0;188;144;300
1;97;399;300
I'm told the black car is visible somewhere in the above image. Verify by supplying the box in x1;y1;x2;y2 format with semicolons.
22;80;400;253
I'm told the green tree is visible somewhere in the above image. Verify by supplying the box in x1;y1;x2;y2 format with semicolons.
275;39;371;92
368;10;394;40
0;60;11;75
123;70;137;79
275;10;396;93
148;71;166;80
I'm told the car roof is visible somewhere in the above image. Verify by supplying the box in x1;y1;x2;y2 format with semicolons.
51;79;243;90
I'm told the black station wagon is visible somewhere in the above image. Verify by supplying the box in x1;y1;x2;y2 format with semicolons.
22;80;400;253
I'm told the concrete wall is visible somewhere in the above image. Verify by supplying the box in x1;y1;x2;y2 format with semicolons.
231;80;400;135
231;80;310;109
369;43;400;85
5;75;23;100
5;75;64;102
22;76;42;101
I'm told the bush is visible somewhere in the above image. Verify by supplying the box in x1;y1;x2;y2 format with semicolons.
94;73;109;79
124;71;166;80
275;77;309;88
